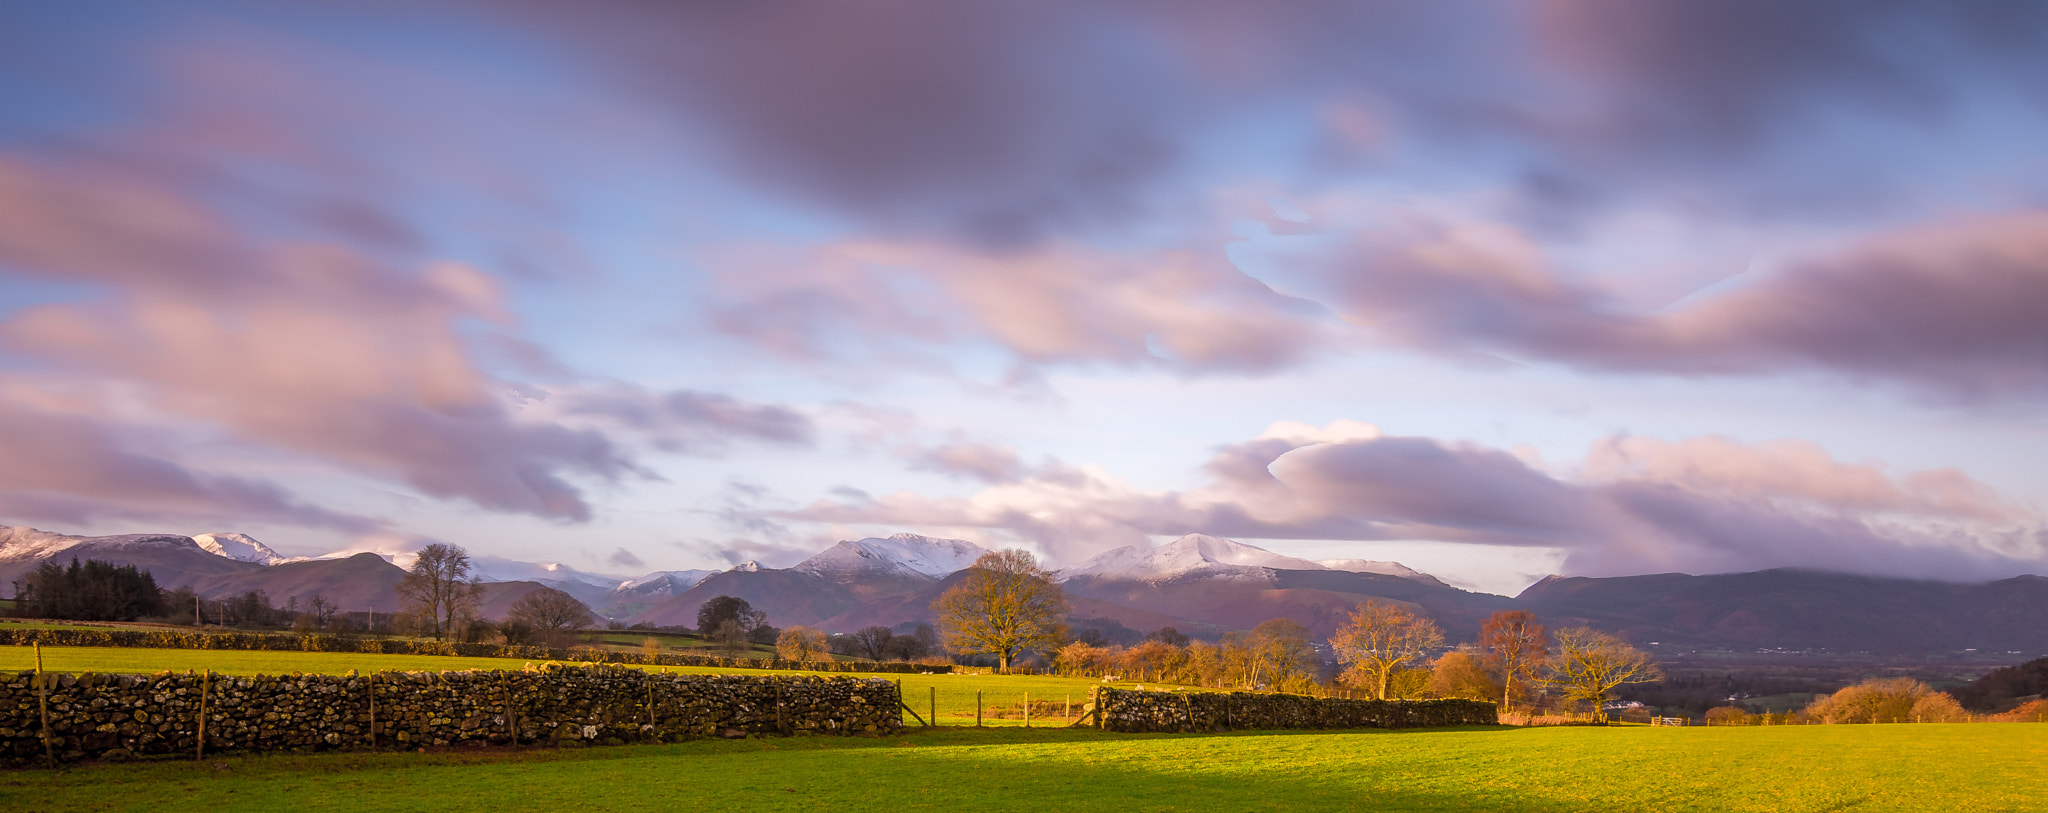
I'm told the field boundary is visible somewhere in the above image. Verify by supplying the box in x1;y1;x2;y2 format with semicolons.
1095;687;1497;732
0;627;948;674
1;662;903;766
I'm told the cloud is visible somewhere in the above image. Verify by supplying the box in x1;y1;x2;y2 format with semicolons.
0;155;803;525
774;420;2044;582
545;386;815;452
703;237;1332;373
606;547;644;569
495;2;2048;240
500;2;1183;248
1264;211;2048;401
0;396;377;532
904;441;1028;485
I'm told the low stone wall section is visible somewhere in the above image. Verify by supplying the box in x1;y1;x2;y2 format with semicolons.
0;663;902;765
0;628;948;674
1095;687;1497;733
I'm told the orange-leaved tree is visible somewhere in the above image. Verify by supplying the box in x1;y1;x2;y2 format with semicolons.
776;626;831;664
1480;609;1550;712
1548;627;1661;723
932;549;1068;673
1331;600;1444;700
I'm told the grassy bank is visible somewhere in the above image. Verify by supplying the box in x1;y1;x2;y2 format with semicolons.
6;724;2044;812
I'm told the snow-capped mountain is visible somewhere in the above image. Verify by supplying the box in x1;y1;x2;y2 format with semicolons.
1062;534;1446;586
0;525;260;594
471;557;624;591
618;569;716;594
793;533;991;580
1063;534;1329;581
726;560;766;573
1317;559;1448;588
0;525;91;562
192;532;290;566
1;525;205;562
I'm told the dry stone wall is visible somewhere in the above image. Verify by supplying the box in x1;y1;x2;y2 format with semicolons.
0;664;902;765
0;628;948;674
1095;687;1497;733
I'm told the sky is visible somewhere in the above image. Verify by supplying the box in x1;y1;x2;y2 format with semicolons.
1;1;2045;595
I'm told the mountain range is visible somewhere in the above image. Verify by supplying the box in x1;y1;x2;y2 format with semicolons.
3;524;2045;657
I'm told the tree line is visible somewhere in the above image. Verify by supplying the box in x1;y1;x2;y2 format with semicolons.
925;549;1662;722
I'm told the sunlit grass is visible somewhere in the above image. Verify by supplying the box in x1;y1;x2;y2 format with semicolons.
6;724;2043;812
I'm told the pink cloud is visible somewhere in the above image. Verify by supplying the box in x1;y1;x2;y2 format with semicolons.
774;421;2044;581
0;397;375;532
0;156;793;524
705;238;1332;373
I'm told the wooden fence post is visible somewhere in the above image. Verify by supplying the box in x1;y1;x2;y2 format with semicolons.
976;690;982;728
34;642;54;768
1024;692;1030;728
197;670;210;761
930;686;936;728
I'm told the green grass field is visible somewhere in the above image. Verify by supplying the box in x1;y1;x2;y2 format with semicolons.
1;645;1150;726
5;724;2043;812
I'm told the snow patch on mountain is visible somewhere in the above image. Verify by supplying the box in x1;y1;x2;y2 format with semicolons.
1063;534;1445;586
616;569;715;595
1;525;207;561
470;557;626;591
192;533;289;566
1063;534;1326;581
726;560;765;573
793;533;991;580
0;526;89;562
1317;559;1450;588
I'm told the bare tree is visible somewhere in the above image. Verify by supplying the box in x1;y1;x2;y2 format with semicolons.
932;549;1069;673
506;586;593;643
777;626;832;664
1248;618;1318;692
394;543;483;641
851;625;895;660
1548;627;1662;723
1480;610;1550;712
1331;600;1445;700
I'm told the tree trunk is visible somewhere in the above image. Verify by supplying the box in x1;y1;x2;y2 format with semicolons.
1378;667;1390;701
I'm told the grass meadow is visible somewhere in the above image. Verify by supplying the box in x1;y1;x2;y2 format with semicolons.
6;644;2044;811
5;723;2044;812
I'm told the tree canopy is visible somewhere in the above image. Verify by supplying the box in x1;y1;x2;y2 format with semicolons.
1331;600;1444;700
506;586;593;637
932;549;1068;673
394;542;482;641
14;557;164;621
1548;626;1662;723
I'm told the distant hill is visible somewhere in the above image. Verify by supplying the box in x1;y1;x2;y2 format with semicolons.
1517;569;2048;653
1;526;260;594
8;524;2045;661
188;552;409;613
1952;655;2048;712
